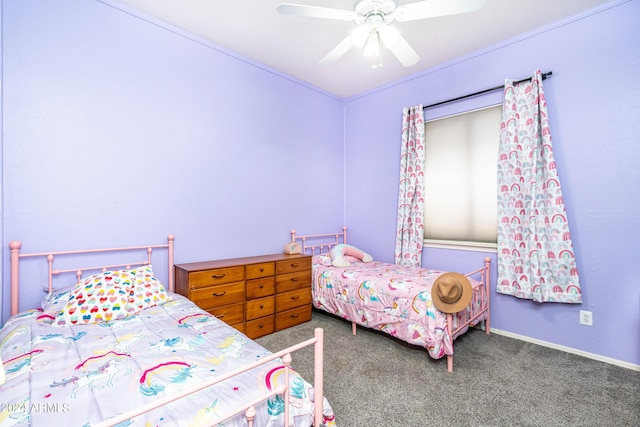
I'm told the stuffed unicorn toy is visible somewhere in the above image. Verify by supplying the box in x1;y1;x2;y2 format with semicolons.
330;244;373;268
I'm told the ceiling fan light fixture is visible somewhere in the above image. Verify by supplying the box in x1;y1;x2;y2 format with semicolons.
365;13;385;27
363;29;381;57
354;0;397;25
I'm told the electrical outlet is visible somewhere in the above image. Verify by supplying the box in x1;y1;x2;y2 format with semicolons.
580;310;593;326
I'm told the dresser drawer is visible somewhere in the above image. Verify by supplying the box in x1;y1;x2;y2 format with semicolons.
245;315;275;339
276;287;312;312
190;282;245;309
189;266;244;289
207;302;245;326
276;257;311;275
246;262;274;280
176;253;312;338
276;305;311;330
276;271;311;293
246;296;275;321
246;277;275;299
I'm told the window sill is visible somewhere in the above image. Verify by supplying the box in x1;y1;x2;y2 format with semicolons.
423;239;497;253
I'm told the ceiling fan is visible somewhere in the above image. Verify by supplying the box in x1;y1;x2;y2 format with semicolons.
277;0;485;68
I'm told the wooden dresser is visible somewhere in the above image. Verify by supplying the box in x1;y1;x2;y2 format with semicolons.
174;253;312;339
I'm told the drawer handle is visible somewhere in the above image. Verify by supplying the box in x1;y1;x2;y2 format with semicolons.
212;273;226;279
216;314;225;318
290;314;299;318
290;263;299;267
259;283;264;288
259;267;264;272
291;295;300;300
291;278;299;282
259;323;264;328
212;291;227;297
259;304;264;309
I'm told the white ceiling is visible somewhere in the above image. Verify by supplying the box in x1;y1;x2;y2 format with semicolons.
112;0;613;98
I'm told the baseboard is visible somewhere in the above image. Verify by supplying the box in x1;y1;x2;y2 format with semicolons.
489;327;640;371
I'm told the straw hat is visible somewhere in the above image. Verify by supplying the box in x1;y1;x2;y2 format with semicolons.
431;272;472;313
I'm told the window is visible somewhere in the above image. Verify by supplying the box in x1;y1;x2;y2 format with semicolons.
423;104;501;250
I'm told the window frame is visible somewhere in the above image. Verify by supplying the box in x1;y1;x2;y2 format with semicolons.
422;103;502;253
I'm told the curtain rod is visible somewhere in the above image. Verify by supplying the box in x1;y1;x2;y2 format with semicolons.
423;71;553;110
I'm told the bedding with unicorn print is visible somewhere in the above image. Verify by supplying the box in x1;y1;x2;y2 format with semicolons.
0;291;335;426
312;254;486;360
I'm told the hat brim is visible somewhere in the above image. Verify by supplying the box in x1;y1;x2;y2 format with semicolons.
431;272;473;313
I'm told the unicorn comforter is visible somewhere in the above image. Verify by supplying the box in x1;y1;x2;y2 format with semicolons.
0;294;335;427
311;255;485;360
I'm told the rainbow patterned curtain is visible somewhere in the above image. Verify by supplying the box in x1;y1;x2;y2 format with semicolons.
394;105;425;267
496;70;582;303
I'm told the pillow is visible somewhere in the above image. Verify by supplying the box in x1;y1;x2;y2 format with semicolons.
128;265;171;311
314;254;333;266
53;269;133;327
330;244;373;268
38;285;75;323
41;285;75;312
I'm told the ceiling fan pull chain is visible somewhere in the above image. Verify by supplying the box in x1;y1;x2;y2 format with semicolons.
377;34;383;69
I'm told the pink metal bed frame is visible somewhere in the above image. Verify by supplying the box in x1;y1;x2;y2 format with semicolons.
291;227;491;372
7;235;325;427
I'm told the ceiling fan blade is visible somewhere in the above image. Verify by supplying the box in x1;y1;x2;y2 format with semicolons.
277;3;357;21
319;35;355;65
394;0;485;22
378;26;420;67
320;25;371;65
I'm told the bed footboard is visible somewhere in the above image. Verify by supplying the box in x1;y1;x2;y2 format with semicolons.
92;328;325;427
446;256;492;372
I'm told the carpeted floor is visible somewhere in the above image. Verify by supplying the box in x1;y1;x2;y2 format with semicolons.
256;310;640;427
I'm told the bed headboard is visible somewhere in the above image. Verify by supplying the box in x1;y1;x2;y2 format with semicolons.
8;234;175;316
290;227;347;255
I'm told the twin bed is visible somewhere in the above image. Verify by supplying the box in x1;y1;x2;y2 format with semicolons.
0;228;491;426
1;236;333;427
290;228;491;373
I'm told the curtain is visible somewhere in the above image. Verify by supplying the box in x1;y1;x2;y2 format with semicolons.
496;70;582;303
394;105;425;267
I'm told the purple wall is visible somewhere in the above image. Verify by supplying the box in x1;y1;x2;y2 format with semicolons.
2;0;638;367
344;0;640;366
1;0;344;314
